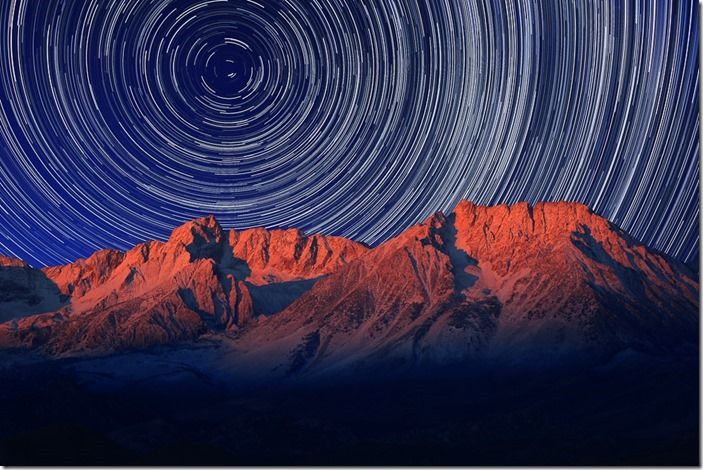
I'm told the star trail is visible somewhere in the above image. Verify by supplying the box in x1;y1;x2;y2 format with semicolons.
0;0;698;267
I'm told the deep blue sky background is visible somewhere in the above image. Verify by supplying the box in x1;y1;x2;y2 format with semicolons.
0;0;698;267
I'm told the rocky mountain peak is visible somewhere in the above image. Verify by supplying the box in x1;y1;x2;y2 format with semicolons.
0;255;28;268
168;214;225;261
0;202;696;369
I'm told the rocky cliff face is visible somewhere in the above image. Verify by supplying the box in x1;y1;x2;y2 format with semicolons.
237;201;696;376
0;216;368;355
0;202;697;373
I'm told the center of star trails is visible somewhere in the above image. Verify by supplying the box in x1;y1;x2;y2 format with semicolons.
201;39;258;98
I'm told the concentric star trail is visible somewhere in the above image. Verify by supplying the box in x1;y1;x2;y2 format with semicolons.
0;0;698;267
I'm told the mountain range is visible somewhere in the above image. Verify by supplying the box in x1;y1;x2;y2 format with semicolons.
0;200;697;377
0;200;699;465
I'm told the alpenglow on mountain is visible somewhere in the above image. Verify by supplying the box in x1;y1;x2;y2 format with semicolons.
0;200;696;376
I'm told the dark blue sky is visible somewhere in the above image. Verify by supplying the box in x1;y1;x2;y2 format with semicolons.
0;0;698;267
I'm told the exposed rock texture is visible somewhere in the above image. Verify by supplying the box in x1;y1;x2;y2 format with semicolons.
0;202;697;371
239;201;697;376
0;255;29;268
0;216;367;355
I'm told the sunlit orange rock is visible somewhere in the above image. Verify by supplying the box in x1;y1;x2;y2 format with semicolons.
0;202;697;370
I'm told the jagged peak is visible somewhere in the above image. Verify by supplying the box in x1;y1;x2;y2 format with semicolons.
421;210;448;227
231;225;305;239
173;214;222;232
453;199;594;215
161;214;226;264
0;202;661;273
451;199;608;231
228;225;369;250
169;214;224;245
400;199;613;242
83;248;125;265
0;254;28;268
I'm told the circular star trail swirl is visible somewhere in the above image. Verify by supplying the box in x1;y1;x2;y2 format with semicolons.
0;0;698;266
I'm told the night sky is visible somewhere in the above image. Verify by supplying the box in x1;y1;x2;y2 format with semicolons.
0;0;698;267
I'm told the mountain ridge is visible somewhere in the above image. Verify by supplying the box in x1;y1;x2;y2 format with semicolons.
0;200;697;375
9;200;695;271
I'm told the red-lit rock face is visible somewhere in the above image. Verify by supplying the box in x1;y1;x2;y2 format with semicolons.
0;215;369;355
0;255;29;268
236;201;696;374
0;201;697;372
